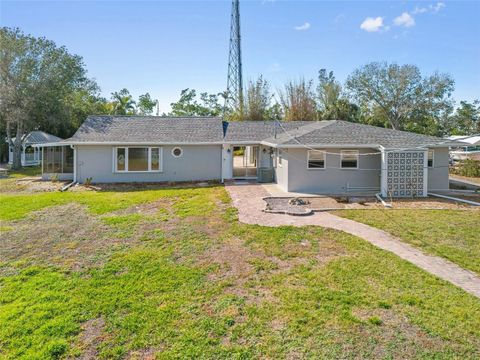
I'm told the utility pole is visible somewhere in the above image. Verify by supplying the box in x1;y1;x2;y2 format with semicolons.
225;0;244;119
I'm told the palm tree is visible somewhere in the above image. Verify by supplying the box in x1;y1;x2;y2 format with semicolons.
111;88;136;115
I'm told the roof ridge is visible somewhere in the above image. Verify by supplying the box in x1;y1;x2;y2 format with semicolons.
261;120;334;144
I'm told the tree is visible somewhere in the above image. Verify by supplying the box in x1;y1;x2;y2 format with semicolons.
346;62;454;132
0;27;91;169
317;69;359;122
63;79;108;134
265;101;283;121
111;88;136;115
447;100;479;135
278;78;317;121
169;89;222;117
243;76;272;121
137;93;157;115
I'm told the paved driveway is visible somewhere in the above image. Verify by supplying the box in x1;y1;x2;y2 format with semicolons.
225;182;480;298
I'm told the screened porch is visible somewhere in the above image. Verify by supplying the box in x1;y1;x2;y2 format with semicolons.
40;145;74;180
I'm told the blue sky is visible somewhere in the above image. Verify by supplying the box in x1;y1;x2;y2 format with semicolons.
1;0;479;113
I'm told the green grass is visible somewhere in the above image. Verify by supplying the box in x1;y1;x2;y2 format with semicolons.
335;209;480;275
7;166;42;178
1;185;480;359
0;186;224;221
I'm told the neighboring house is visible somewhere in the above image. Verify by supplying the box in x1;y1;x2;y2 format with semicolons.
37;116;465;197
8;131;62;167
447;135;480;161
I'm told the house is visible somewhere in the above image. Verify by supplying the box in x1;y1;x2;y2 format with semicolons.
447;134;480;161
37;115;464;197
8;130;62;167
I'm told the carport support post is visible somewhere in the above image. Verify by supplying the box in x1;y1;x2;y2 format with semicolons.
72;145;77;183
422;149;428;197
380;149;388;197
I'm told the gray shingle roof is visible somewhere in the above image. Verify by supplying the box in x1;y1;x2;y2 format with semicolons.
264;120;461;149
223;121;314;142
18;131;62;145
69;116;224;143
66;116;462;149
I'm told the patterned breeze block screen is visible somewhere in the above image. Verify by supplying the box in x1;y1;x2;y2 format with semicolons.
384;150;427;197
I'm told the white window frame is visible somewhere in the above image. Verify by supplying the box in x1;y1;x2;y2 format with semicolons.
340;150;359;169
171;147;183;158
113;146;163;173
277;149;283;167
427;149;434;168
307;150;326;170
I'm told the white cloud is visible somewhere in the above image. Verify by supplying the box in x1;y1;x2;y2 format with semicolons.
413;2;446;14
360;17;385;32
432;2;446;12
394;12;415;28
412;6;428;14
294;22;311;31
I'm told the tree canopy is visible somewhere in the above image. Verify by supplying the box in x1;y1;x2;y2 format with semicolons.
0;27;92;168
346;62;455;133
168;89;223;117
1;26;477;167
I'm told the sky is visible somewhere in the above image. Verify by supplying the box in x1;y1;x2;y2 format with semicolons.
1;0;479;113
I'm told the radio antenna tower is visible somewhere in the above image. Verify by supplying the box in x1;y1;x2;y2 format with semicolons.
225;0;244;118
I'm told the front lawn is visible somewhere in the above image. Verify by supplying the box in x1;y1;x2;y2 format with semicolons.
1;184;479;359
335;209;480;275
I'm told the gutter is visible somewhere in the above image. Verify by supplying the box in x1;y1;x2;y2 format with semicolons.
35;141;226;147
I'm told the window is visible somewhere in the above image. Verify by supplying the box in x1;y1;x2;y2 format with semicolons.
128;148;148;171
427;150;434;168
307;150;325;169
114;147;162;172
117;148;126;171
277;149;283;167
151;148;160;171
341;150;358;169
172;147;183;157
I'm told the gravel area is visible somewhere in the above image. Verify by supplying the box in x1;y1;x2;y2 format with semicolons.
263;195;479;213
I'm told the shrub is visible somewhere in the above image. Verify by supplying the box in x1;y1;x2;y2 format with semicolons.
451;159;480;178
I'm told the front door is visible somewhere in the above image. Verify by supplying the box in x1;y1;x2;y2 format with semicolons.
233;146;258;178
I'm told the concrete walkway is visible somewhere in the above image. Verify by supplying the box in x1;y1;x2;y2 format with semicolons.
225;183;480;298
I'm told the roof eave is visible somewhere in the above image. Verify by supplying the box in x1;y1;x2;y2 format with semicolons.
35;141;225;146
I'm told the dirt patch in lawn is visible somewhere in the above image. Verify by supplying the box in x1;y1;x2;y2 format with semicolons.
200;237;277;304
0;203;133;270
76;317;106;360
70;181;219;192
111;198;176;217
0;177;66;193
200;235;345;307
127;348;160;360
350;307;450;357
